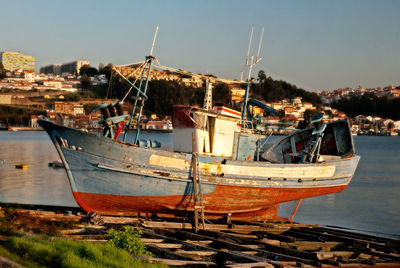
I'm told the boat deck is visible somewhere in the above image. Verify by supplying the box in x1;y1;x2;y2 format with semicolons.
1;204;399;267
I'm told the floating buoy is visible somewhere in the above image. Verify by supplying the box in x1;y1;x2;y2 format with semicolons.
48;160;64;168
15;164;28;169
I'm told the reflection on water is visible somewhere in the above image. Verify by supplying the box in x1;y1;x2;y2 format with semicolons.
0;133;77;206
0;132;399;238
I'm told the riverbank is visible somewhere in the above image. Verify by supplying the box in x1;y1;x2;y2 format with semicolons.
0;206;165;268
0;205;399;267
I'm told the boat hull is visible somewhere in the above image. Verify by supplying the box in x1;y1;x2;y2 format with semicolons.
39;119;359;221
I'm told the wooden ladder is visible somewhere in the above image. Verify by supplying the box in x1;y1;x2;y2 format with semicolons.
192;133;205;232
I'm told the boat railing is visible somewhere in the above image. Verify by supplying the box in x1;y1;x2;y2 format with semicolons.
239;119;297;135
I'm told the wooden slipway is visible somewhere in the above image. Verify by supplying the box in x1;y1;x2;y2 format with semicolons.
5;206;400;268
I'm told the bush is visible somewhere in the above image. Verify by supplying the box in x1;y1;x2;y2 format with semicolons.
107;226;152;256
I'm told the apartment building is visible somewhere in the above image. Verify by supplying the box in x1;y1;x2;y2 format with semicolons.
40;60;90;76
61;60;89;75
0;51;35;71
40;64;62;76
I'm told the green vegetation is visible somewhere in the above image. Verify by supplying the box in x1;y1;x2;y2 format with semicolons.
0;208;165;268
0;63;6;79
213;82;232;106
331;92;400;120
252;70;322;107
146;80;205;117
79;64;99;77
0;105;45;125
80;74;92;89
107;226;152;256
0;235;159;268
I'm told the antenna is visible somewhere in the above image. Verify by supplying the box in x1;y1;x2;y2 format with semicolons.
240;27;254;81
240;27;264;122
255;27;264;65
149;26;159;56
246;27;254;66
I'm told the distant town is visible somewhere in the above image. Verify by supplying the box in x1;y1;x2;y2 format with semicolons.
0;50;399;136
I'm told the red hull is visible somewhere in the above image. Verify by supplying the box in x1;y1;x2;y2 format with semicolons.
73;184;347;221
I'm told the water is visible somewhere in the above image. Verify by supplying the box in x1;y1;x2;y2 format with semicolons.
0;132;399;238
280;136;400;238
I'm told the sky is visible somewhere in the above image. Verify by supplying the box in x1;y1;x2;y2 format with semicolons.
1;0;399;91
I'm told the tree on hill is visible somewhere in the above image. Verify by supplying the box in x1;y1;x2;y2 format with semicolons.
252;70;321;107
80;74;92;89
331;93;400;120
213;82;231;106
145;80;204;117
0;63;6;79
99;63;113;81
79;64;98;77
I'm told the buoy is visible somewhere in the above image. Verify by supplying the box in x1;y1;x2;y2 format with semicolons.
15;164;28;169
48;161;64;168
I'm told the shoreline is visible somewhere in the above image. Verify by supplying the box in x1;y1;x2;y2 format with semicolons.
1;203;399;267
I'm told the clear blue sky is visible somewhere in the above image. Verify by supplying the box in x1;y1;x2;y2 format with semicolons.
1;0;399;91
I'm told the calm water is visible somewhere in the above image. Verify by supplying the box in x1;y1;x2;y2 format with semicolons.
0;132;399;238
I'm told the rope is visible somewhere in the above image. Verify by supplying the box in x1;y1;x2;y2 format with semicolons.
120;59;150;102
106;70;114;100
152;59;245;85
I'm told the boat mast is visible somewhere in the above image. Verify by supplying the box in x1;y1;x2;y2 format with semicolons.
124;26;159;143
241;27;263;123
240;27;253;82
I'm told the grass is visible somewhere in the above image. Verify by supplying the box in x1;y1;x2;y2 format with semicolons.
0;235;162;268
0;208;167;268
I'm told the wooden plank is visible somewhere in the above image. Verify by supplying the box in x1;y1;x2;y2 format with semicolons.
225;262;273;268
137;256;215;266
141;221;290;233
259;239;281;246
226;233;259;239
184;239;213;246
145;243;182;249
198;229;325;264
141;221;193;229
144;245;194;261
252;231;295;243
281;241;342;251
158;229;323;266
100;216;140;224
315;251;354;260
268;260;298;267
142;230;271;264
228;251;269;263
234;220;320;229
175;249;216;260
238;251;259;256
140;238;164;243
243;245;261;249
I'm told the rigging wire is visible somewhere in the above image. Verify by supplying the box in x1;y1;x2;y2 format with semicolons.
119;59;150;102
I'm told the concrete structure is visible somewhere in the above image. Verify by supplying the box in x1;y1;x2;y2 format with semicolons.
40;60;89;76
61;60;89;75
40;64;61;76
0;51;35;71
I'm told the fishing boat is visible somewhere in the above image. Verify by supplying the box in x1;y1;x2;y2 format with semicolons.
39;28;360;221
